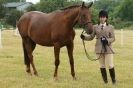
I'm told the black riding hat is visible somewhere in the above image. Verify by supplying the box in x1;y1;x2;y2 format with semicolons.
99;10;108;18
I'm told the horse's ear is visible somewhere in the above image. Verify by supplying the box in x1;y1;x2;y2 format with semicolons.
88;2;93;8
82;2;85;7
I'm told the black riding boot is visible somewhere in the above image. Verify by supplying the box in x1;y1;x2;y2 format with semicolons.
100;68;108;84
109;67;116;84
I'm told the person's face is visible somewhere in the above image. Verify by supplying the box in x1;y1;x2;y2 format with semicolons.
99;16;107;24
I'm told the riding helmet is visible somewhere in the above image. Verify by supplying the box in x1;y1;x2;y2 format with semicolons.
99;10;108;18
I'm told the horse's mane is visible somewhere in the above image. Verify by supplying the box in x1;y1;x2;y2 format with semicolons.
61;5;81;11
50;5;81;14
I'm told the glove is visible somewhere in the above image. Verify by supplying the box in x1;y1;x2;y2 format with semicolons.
80;34;85;40
101;36;108;45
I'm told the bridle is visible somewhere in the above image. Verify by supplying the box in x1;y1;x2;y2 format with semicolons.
77;7;92;29
78;12;99;61
83;21;92;26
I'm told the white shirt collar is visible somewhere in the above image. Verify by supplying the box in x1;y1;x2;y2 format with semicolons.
100;22;106;27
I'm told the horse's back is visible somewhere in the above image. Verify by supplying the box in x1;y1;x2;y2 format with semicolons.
18;11;57;46
17;11;47;37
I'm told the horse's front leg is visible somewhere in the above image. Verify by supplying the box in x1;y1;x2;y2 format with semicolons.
53;43;60;80
66;41;76;80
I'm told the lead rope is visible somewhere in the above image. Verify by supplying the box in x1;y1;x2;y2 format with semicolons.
81;30;115;61
81;30;102;61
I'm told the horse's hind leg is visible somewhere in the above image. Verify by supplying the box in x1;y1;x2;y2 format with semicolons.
22;38;38;76
66;42;76;80
53;43;60;80
23;41;31;75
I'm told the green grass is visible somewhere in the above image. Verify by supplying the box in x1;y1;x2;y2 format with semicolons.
0;29;133;88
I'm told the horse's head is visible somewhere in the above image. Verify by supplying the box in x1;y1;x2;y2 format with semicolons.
78;2;93;34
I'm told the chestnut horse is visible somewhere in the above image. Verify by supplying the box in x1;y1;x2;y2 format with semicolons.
17;2;93;80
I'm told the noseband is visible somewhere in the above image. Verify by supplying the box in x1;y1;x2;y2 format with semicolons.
81;21;92;34
83;21;92;26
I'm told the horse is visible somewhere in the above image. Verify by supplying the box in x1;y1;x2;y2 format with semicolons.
17;2;93;80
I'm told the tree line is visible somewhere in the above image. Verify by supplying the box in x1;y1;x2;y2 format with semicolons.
0;0;133;29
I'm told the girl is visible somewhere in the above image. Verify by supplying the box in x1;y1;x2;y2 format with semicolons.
80;10;116;84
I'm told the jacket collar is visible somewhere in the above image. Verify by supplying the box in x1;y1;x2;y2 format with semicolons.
100;22;107;27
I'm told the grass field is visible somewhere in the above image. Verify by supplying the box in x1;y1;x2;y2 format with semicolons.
0;29;133;88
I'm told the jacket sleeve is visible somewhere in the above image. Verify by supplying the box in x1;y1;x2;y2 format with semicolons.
84;28;96;41
107;26;115;44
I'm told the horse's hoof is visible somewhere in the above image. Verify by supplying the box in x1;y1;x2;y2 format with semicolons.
26;69;31;73
54;77;58;81
34;72;38;76
26;70;32;76
26;72;32;76
73;77;76;80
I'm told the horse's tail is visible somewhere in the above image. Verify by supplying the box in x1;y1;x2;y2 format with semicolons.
22;41;30;65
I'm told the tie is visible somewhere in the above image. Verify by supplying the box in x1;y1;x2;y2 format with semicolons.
101;25;104;30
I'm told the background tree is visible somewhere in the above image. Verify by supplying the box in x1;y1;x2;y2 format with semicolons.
36;0;82;12
112;0;133;28
5;10;23;27
0;0;132;29
116;0;133;21
0;0;6;19
0;0;26;27
26;4;37;11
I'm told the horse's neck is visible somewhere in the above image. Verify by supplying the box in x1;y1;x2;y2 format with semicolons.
64;8;80;27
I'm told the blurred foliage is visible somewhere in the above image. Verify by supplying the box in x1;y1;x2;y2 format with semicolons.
5;10;23;27
26;4;37;11
0;1;6;19
0;0;133;29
